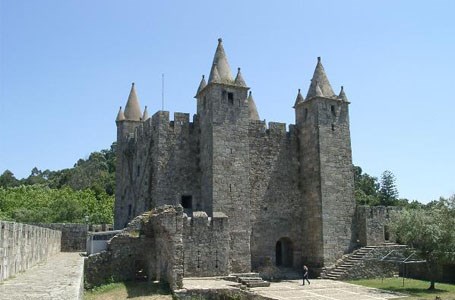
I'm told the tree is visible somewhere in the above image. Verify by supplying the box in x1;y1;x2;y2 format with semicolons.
0;170;19;188
389;195;455;289
379;170;398;206
354;166;381;205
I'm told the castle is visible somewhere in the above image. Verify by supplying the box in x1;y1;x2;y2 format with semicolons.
114;39;356;276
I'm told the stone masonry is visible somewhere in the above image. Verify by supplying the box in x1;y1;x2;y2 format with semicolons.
0;221;61;282
86;205;231;289
114;39;358;278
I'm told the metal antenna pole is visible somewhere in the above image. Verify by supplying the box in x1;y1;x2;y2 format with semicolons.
162;73;164;110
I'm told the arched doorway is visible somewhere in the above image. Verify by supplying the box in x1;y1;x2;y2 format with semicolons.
275;237;293;267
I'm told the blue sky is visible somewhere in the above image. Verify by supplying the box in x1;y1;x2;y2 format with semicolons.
1;1;454;203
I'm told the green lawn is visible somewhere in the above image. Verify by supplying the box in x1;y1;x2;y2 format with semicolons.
347;277;455;300
84;281;173;300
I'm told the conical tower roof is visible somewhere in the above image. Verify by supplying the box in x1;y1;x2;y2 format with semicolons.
116;106;125;122
306;57;336;99
208;63;221;84
208;38;233;84
196;75;207;95
293;89;305;108
142;106;149;121
234;67;247;87
124;82;142;121
248;91;260;120
338;86;348;101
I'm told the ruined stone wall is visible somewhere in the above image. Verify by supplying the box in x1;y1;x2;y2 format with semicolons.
115;112;200;229
86;206;184;290
356;206;401;246
248;120;303;269
183;211;229;276
32;223;87;252
0;221;61;282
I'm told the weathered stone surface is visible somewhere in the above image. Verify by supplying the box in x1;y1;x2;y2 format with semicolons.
0;221;61;282
113;40;360;280
85;205;185;290
356;206;401;246
0;252;84;300
32;223;87;252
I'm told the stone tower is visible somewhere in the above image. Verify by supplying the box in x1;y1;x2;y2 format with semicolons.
194;38;251;272
115;83;143;229
295;58;355;268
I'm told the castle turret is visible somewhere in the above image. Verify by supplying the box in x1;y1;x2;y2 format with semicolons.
247;91;260;120
114;83;144;229
295;57;355;270
195;38;251;272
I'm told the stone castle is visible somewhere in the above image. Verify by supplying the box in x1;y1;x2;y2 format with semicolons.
114;39;356;276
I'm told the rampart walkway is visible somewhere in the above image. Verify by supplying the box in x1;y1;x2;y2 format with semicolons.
0;252;84;300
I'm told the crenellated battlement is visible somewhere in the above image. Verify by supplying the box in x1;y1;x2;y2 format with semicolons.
115;39;356;278
182;211;229;276
248;120;297;140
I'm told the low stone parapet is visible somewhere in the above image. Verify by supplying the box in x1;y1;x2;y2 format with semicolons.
0;221;61;282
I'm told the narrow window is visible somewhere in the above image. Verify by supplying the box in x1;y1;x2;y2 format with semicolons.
137;165;140;177
203;96;206;109
229;184;232;192
181;195;192;209
384;225;390;241
228;92;234;105
331;105;336;117
128;204;132;216
303;108;308;121
331;124;335;131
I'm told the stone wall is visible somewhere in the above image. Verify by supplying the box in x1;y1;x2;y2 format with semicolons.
85;205;184;290
33;223;87;252
0;221;61;282
405;262;455;284
297;97;356;268
356;206;401;246
115;112;201;230
248;120;303;270
183;211;229;276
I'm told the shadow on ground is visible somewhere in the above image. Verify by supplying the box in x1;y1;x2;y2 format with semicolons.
125;281;172;298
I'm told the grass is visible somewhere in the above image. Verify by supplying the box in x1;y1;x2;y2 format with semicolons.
84;281;173;300
347;277;455;299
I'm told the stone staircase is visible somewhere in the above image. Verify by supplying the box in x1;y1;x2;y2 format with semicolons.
224;272;270;287
323;243;403;280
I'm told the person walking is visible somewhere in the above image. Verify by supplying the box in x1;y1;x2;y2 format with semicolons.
303;265;310;285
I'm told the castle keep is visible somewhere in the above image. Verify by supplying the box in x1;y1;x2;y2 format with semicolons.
114;39;356;275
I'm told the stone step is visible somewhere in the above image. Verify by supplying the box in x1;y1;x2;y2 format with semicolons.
230;272;260;277
246;281;270;288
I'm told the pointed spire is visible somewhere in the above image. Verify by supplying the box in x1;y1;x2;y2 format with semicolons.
234;67;247;87
293;89;305;108
315;81;324;97
116;106;125;122
338;86;348;101
124;82;142;121
196;75;207;95
208;38;233;84
142;106;149;121
208;63;221;84
306;57;336;99
247;91;260;120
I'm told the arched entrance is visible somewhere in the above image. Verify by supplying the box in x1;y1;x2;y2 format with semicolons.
275;237;293;267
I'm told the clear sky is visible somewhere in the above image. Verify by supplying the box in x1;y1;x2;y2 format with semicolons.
1;1;454;203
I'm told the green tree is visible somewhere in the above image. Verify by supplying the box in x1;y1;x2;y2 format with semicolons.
0;170;20;188
354;166;381;205
379;170;398;206
389;195;455;290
